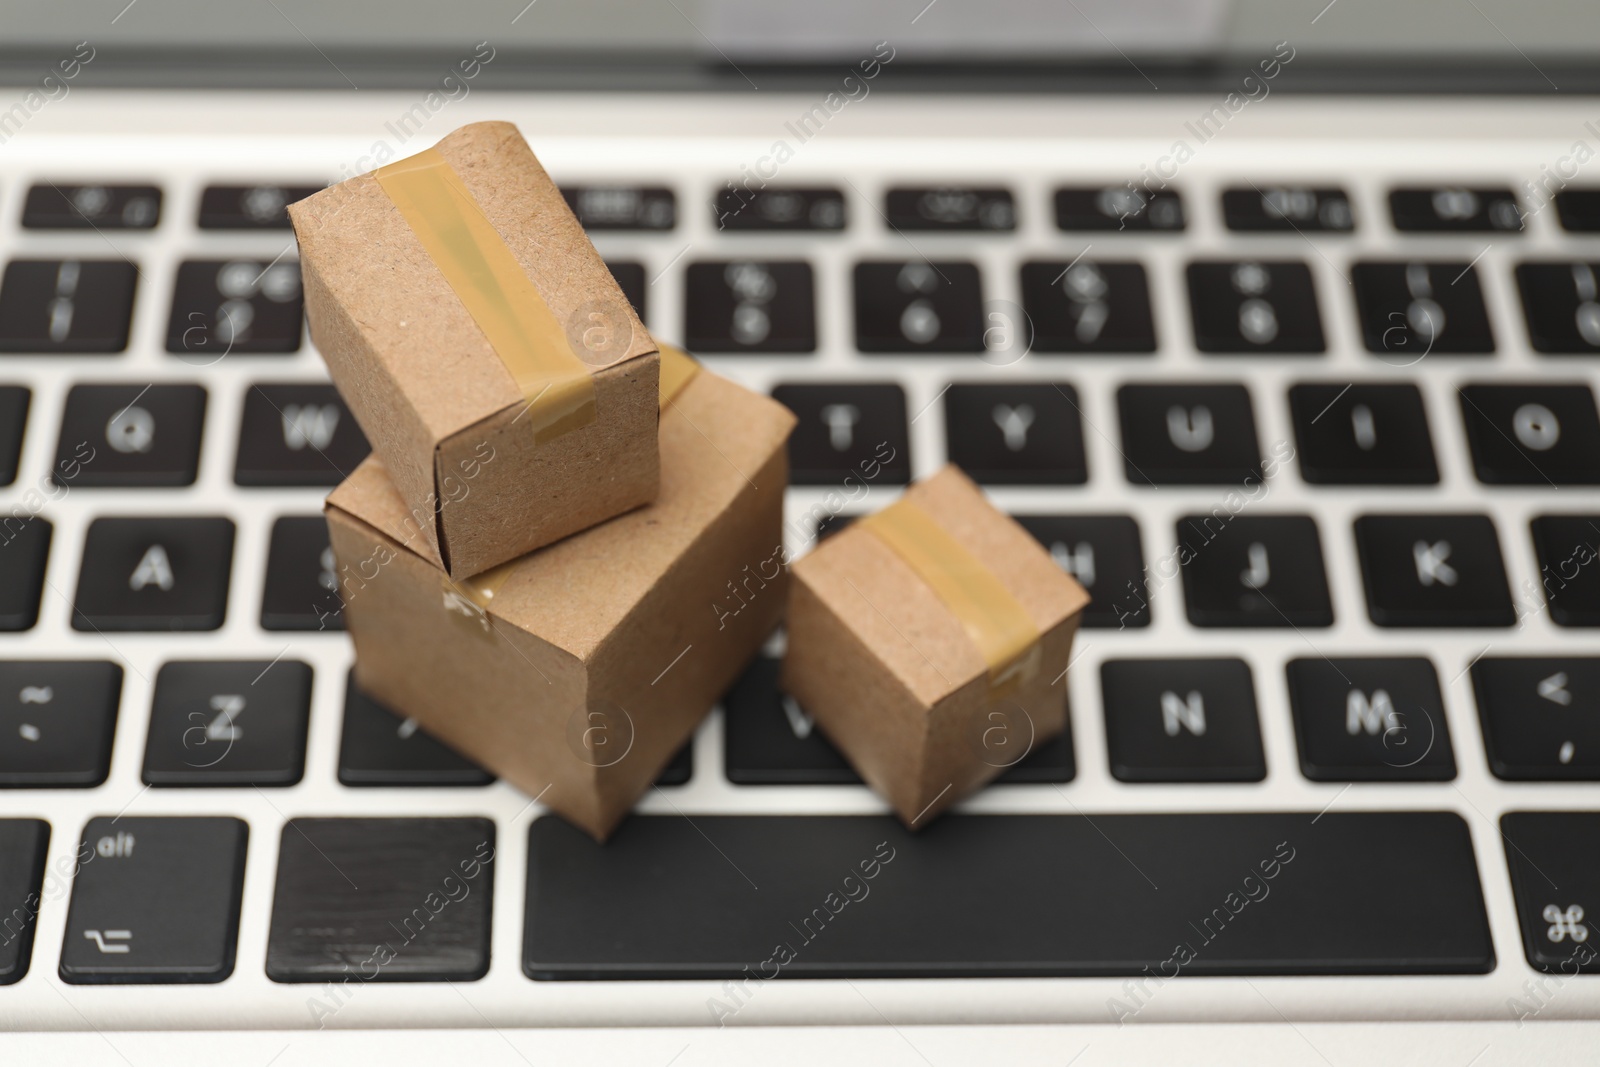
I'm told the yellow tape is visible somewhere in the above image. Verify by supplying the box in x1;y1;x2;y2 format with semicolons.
656;343;700;410
861;498;1040;687
376;148;596;444
440;560;516;634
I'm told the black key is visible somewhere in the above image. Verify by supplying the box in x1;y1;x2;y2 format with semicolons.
1501;812;1600;974
262;516;344;631
1116;384;1262;486
771;383;910;485
1055;186;1185;232
605;260;646;321
167;259;304;358
234;383;369;487
142;660;312;787
73;517;235;632
1554;189;1600;233
684;261;815;353
266;817;494;982
1474;658;1600;780
657;742;694;787
1222;186;1355;232
0;661;121;788
1287;658;1455;782
197;184;320;229
1014;515;1149;630
944;383;1086;486
885;186;1014;231
1531;515;1600;627
561;185;675;230
1187;261;1324;354
0;819;48;984
1100;658;1265;783
338;671;492;787
23;183;161;230
1177;515;1332;628
1019;261;1156;354
1389;186;1523;233
714;186;845;232
0;385;27;484
1515;262;1600;354
1288;383;1439;485
526;811;1490;978
722;657;1073;785
1353;514;1514;627
0;260;138;353
853;261;983;353
1460;384;1600;486
1353;261;1495;358
55;384;206;488
815;512;858;542
60;817;247;984
0;518;49;632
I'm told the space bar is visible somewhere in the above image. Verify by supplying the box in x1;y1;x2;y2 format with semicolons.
523;812;1493;979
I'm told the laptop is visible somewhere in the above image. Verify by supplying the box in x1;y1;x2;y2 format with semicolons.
1;0;1598;1061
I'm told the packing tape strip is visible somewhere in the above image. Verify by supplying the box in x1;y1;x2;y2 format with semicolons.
860;497;1040;688
376;148;596;445
656;342;700;410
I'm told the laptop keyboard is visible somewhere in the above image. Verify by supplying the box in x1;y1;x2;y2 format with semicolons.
2;105;1599;1026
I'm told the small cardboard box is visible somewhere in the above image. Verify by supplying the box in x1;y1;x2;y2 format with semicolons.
326;356;795;840
781;465;1089;827
292;120;658;579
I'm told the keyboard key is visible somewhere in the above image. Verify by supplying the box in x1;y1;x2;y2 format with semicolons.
815;512;858;542
338;671;492;787
166;259;304;357
853;261;983;353
1473;658;1600;780
60;816;247;983
261;516;344;631
1352;261;1495;357
684;261;815;353
1100;658;1265;782
1286;658;1455;781
1353;514;1514;627
771;383;911;485
885;186;1014;231
1515;262;1600;354
1554;189;1600;233
714;186;845;232
22;183;161;230
197;184;320;229
0;819;48;984
657;742;694;786
73;517;235;632
1501;812;1600;973
526;811;1490;978
1288;383;1439;485
605;260;646;320
0;385;27;484
1177;515;1333;628
1222;186;1355;232
1116;384;1262;486
1019;261;1156;354
561;185;675;230
1014;515;1149;629
0;517;49;632
55;384;206;488
234;383;369;487
142;660;312;787
266;817;494;982
1531;515;1600;627
1460;384;1600;486
0;260;138;353
1187;261;1325;354
944;383;1086;485
1055;186;1185;232
0;661;121;788
1389;186;1523;232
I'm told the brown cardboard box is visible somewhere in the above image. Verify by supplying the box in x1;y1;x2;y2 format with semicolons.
326;356;795;840
292;120;658;579
781;465;1089;827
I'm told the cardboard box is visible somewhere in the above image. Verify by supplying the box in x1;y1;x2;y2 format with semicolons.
292;120;658;579
326;353;795;840
781;465;1089;827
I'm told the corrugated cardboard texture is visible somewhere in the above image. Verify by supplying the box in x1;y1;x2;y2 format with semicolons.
327;367;796;840
292;120;658;578
781;465;1089;827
